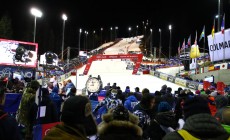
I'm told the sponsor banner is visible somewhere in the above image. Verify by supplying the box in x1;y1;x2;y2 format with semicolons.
154;71;160;77
186;81;200;90
207;28;230;62
150;70;155;76
167;76;175;83
159;73;168;81
0;38;38;68
0;66;34;78
175;78;187;87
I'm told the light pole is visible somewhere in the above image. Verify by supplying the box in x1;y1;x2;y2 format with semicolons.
93;30;95;49
169;25;172;59
159;28;162;59
78;28;82;56
218;0;220;32
110;27;113;41
30;8;42;43
128;27;131;37
61;14;67;60
100;27;103;44
150;28;153;56
115;26;118;39
136;25;138;36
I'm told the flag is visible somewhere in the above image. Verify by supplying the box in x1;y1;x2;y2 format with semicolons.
178;42;180;54
181;39;185;51
199;25;205;41
211;19;215;38
194;31;197;45
187;35;191;46
221;14;225;34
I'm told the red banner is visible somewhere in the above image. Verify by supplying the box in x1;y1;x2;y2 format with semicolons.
83;54;143;75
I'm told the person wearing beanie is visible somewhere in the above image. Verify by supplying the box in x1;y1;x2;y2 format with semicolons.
44;95;97;139
215;95;229;121
163;96;229;140
0;87;22;140
148;101;178;140
98;105;142;140
195;90;200;95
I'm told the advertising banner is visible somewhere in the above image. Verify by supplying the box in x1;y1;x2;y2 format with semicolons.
186;81;200;90
207;28;230;62
154;71;160;77
175;78;187;87
159;73;168;81
167;76;175;83
0;39;38;68
0;66;34;78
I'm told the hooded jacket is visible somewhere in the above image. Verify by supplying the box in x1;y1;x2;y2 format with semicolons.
124;95;139;112
43;123;88;140
98;109;142;140
163;113;229;140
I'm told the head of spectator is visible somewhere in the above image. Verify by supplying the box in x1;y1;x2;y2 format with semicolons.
140;92;155;110
158;101;172;112
98;105;142;140
135;87;140;92
210;91;218;97
195;90;200;95
154;91;161;96
110;89;118;99
215;95;228;109
142;88;150;96
28;80;40;92
166;87;172;94
182;96;211;120
61;96;97;136
125;86;130;93
222;107;230;125
205;89;211;95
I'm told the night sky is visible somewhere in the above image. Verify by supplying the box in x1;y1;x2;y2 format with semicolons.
1;0;230;57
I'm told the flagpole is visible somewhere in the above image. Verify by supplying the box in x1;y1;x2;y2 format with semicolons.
223;14;225;63
212;19;215;64
203;26;205;69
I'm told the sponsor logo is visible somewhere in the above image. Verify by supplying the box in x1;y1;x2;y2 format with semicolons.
168;76;175;83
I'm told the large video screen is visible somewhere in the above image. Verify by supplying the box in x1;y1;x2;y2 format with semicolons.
0;39;38;68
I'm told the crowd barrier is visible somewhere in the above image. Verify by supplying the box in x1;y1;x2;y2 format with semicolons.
150;70;203;90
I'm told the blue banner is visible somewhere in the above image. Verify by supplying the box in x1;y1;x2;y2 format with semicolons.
0;66;34;78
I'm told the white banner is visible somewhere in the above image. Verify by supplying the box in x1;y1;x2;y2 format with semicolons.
207;28;230;62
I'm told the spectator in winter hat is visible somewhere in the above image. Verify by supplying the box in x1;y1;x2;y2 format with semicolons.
163;96;229;140
98;105;142;140
195;90;200;95
44;95;97;139
215;95;229;121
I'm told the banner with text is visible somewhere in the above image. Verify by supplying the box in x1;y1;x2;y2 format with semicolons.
207;28;230;62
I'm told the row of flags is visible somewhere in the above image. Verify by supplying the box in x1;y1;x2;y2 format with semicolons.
178;14;225;54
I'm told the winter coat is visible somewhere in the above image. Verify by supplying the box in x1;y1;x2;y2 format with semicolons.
163;113;230;140
149;111;178;140
0;110;21;140
17;87;36;126
43;123;88;140
124;95;139;112
98;109;142;140
133;103;154;139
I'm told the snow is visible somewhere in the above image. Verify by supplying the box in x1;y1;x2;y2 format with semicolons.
66;35;193;94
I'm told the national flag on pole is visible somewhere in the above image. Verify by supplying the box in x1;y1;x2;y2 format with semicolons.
187;35;191;47
199;25;205;42
211;19;215;38
221;14;225;34
194;31;197;45
181;39;185;51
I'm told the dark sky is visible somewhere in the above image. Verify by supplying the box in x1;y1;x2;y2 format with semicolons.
1;0;230;57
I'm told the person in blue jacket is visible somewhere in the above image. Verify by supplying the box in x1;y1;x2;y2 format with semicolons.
124;92;139;112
